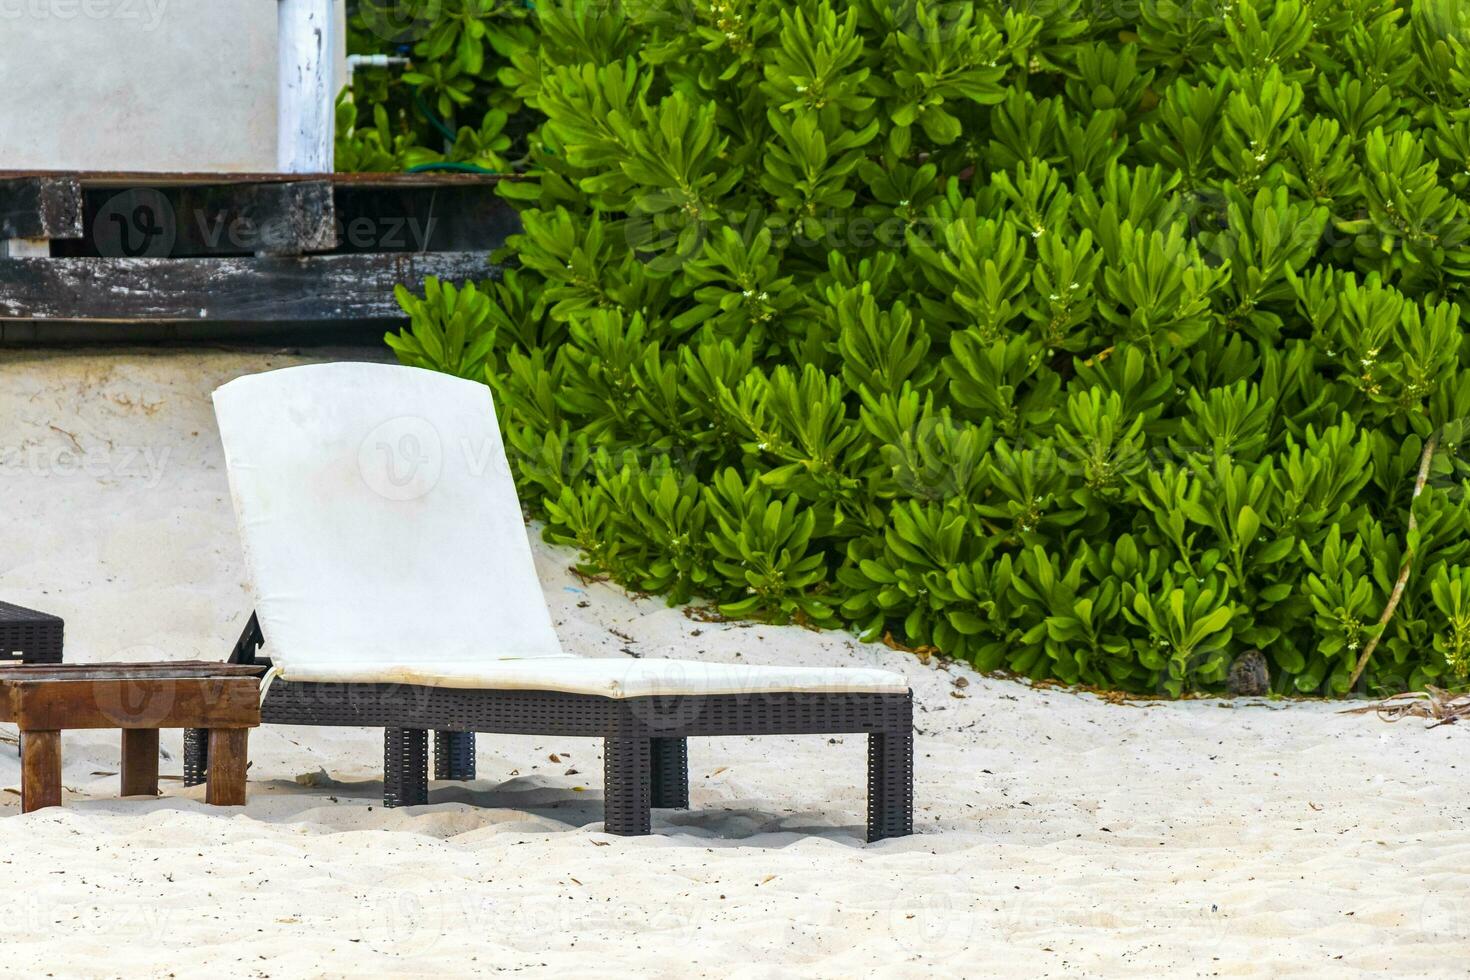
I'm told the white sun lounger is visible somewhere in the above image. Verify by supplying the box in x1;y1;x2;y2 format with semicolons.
184;362;912;839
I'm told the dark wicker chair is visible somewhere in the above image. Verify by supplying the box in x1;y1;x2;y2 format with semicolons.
185;613;913;840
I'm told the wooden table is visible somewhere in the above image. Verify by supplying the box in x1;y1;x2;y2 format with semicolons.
0;662;264;813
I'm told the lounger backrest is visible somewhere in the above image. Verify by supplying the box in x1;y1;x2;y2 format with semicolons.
213;362;566;668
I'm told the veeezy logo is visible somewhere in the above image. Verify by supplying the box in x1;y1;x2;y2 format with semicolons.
359;416;442;501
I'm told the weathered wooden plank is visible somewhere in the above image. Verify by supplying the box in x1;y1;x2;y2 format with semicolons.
92;181;338;256
10;677;260;731
0;251;495;322
0;661;262;681
0;177;83;240
120;728;160;797
20;730;61;813
205;728;250;806
335;185;520;252
201;180;336;253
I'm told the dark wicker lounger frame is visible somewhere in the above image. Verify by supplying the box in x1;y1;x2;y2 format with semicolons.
184;614;914;841
0;600;64;665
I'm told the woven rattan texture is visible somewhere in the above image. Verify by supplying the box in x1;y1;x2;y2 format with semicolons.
0;601;63;664
263;683;913;839
384;728;429;806
433;730;476;780
649;737;689;809
262;683;911;738
191;608;917;839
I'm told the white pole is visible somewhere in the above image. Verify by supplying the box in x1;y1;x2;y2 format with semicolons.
277;0;336;173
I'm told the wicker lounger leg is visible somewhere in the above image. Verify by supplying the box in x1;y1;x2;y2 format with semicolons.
603;737;652;836
182;727;209;786
866;728;914;843
433;730;475;781
649;737;689;809
384;728;429;807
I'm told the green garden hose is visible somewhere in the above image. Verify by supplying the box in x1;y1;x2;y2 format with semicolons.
407;161;499;174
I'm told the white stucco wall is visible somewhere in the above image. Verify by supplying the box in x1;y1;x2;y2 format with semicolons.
0;0;345;173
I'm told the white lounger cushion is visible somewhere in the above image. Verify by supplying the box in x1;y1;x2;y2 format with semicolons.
215;362;907;697
277;658;909;699
215;362;566;667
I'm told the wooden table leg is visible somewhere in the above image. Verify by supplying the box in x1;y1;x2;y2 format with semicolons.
205;728;248;806
120;728;160;797
20;730;61;813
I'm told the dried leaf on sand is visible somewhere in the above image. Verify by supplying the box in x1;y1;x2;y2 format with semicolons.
1341;687;1470;728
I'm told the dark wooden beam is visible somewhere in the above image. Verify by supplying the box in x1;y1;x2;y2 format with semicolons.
43;179;518;258
0;251;495;322
80;181;336;258
0;177;84;240
335;185;521;253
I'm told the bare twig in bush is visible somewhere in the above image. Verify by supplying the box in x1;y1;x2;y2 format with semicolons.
1341;687;1470;728
1346;432;1439;691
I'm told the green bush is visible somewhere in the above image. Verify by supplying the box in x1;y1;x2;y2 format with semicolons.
380;0;1470;696
336;0;535;172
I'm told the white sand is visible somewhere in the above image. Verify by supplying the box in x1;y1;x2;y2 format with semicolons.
0;348;1464;978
